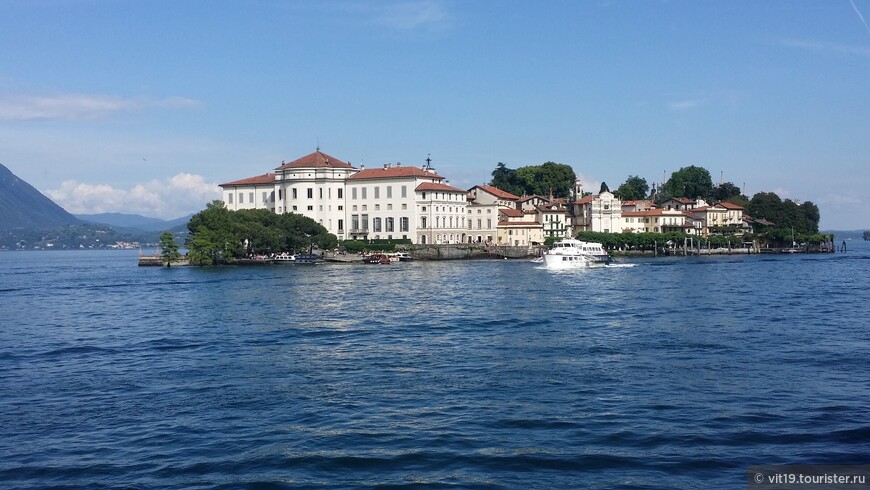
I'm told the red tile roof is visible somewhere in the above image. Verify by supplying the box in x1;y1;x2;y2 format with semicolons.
499;208;524;218
623;209;665;217
518;195;549;203
350;165;443;180
498;221;541;226
575;195;596;204
220;173;276;187
471;184;520;200
718;201;744;210
416;182;465;193
275;150;354;170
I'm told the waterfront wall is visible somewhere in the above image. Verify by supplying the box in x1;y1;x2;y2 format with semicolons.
399;243;538;260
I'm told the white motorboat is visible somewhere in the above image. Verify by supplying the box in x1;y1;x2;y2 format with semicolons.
272;252;296;263
541;238;613;269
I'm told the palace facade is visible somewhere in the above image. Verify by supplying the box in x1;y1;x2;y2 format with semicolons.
219;150;467;245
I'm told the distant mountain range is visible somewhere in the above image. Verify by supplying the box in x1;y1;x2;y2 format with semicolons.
0;163;81;231
75;212;192;233
0;163;192;250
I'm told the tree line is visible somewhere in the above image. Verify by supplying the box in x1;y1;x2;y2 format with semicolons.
183;200;337;265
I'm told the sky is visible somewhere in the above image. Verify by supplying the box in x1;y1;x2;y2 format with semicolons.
1;0;869;229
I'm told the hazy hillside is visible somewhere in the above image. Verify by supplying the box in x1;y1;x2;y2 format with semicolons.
76;212;193;232
0;163;81;231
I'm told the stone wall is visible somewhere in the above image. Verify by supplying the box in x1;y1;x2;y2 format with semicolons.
398;244;538;260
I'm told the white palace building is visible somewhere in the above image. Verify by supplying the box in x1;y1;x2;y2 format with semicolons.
219;150;468;245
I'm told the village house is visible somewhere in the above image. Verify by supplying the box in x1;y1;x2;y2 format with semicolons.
465;184;520;244
497;208;543;246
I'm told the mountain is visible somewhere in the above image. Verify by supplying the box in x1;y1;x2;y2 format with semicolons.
0;163;81;231
76;212;193;232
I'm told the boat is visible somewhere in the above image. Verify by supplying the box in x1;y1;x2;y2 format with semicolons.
362;253;392;264
541;238;613;269
394;252;414;262
293;252;320;264
272;252;296;263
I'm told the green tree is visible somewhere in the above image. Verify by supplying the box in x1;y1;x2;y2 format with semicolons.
713;182;743;202
613;175;649;200
661;166;714;201
490;162;524;196
159;231;181;267
489;161;576;198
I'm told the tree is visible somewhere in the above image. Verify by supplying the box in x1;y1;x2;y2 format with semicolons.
661;166;714;201
490;162;523;196
713;182;743;202
613;175;649;200
489;161;576;198
185;200;338;264
159;231;181;267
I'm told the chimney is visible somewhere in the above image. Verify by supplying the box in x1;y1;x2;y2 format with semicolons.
396;162;401;167
384;163;388;169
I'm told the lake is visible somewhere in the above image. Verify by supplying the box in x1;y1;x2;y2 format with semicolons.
1;243;869;489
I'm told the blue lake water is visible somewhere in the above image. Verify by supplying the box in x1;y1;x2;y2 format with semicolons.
1;243;869;489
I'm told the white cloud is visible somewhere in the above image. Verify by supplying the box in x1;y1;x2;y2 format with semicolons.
576;172;602;195
776;38;870;57
0;93;200;121
667;99;702;111
373;0;449;31
771;187;791;199
45;173;221;219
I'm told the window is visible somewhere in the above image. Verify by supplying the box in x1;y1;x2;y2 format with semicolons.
351;215;359;230
401;204;406;210
319;188;323;199
385;217;394;232
227;194;233;204
374;187;379;199
278;189;283;200
292;205;298;211
361;214;369;230
373;217;382;232
401;186;407;198
262;192;267;203
362;205;367;211
338;188;343;199
422;206;427;212
421;217;427;228
477;219;482;230
352;188;357;199
239;193;244;204
387;186;392;198
307;188;313;199
400;217;409;232
292;188;298;199
422;192;426;199
338;205;343;211
387;204;392;210
249;192;254;203
338;219;344;231
375;204;380;211
361;187;367;199
307;206;313;211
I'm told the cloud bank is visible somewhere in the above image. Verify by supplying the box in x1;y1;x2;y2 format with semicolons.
0;93;199;121
45;173;221;220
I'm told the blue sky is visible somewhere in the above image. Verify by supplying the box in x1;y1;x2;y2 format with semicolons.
1;0;868;229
